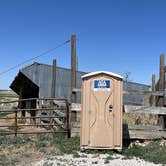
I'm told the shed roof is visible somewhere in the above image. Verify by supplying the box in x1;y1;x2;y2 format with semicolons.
81;71;123;79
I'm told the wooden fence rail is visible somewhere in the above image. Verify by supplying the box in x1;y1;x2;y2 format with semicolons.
73;88;164;96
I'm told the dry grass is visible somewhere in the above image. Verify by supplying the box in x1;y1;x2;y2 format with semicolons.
0;134;166;165
0;133;79;166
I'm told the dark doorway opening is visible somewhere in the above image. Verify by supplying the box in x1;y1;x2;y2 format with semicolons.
10;72;39;120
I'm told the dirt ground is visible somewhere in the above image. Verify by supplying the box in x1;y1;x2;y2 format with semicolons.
0;134;165;166
19;153;162;166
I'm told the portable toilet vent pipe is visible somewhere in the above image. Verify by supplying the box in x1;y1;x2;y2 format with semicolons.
80;71;123;150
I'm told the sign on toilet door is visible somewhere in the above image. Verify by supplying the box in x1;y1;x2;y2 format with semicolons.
94;80;110;91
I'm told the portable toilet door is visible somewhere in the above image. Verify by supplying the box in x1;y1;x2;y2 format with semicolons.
80;71;123;149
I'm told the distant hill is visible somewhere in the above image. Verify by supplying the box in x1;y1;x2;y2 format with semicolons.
0;89;11;91
0;90;18;100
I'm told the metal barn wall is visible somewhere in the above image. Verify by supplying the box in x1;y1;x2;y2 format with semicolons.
21;62;85;102
20;62;150;104
123;81;150;105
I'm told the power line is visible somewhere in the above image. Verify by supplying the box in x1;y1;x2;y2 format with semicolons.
0;40;70;76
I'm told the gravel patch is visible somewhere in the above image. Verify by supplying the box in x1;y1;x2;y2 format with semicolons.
34;153;162;166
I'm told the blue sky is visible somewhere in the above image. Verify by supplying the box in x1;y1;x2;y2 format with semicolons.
0;0;166;89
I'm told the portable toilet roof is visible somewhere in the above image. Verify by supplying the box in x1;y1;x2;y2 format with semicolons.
81;71;123;80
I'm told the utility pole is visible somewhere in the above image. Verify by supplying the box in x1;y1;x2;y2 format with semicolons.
71;34;77;103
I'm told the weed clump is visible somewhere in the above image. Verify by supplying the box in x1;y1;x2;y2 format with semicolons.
122;141;166;164
51;133;80;154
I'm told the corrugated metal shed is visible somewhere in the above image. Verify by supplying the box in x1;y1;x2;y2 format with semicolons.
10;62;150;104
11;62;85;102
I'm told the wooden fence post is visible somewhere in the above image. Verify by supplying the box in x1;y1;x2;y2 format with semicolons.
159;54;165;106
158;54;166;129
71;34;77;103
51;59;56;98
15;110;18;137
65;100;71;138
151;74;156;106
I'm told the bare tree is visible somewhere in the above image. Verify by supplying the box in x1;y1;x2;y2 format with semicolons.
123;71;132;82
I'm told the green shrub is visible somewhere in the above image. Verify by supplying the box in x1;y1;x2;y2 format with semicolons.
18;119;26;124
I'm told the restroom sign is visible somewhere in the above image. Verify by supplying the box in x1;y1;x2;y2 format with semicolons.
94;80;110;91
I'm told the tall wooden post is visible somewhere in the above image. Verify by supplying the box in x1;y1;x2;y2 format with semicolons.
71;34;76;103
159;54;165;92
159;54;165;106
158;54;166;129
151;74;156;106
51;59;56;98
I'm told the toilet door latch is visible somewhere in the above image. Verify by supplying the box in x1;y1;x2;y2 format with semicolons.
109;105;113;112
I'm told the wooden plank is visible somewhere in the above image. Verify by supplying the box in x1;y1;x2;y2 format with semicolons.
72;88;82;92
123;90;163;96
124;105;166;115
123;90;150;94
73;89;164;96
123;125;166;139
123;129;166;139
127;125;163;131
124;105;143;113
71;125;166;139
71;103;81;112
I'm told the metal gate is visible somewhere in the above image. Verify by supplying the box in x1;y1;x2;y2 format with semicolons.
0;98;70;137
